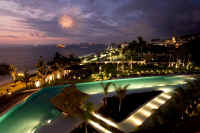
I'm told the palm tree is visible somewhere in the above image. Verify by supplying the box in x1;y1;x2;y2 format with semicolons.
9;64;17;82
137;36;147;57
113;83;130;112
81;102;94;133
36;56;48;85
100;82;112;106
22;69;31;89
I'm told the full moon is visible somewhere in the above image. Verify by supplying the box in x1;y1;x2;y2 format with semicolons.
59;15;74;29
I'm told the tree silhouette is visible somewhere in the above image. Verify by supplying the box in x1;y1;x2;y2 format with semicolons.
81;102;94;133
113;83;130;112
100;82;112;106
22;69;31;89
9;64;17;82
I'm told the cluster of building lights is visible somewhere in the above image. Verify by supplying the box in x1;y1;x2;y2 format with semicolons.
17;72;24;77
34;72;63;88
35;81;40;88
57;73;61;79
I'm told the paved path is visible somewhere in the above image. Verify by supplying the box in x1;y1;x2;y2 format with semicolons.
118;91;173;132
37;116;82;133
36;94;105;133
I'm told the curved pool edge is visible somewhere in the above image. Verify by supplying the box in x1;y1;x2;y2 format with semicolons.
0;75;196;133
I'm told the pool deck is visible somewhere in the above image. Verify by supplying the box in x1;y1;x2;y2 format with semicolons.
37;94;105;133
37;116;82;133
4;75;196;133
36;87;174;133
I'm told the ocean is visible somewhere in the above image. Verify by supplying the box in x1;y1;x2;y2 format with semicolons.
0;44;105;70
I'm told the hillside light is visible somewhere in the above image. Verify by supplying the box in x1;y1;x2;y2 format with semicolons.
57;73;61;79
17;72;24;77
45;78;48;82
49;75;53;81
35;81;40;88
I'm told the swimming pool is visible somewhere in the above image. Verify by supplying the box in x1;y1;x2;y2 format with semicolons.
76;75;192;94
0;75;194;133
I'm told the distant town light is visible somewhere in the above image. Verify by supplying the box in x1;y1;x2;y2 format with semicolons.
17;73;24;76
35;81;40;88
49;75;53;81
57;73;61;79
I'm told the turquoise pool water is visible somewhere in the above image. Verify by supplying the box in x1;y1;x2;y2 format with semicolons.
0;85;69;133
0;75;194;133
76;75;192;94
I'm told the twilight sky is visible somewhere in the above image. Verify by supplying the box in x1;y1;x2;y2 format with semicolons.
0;0;200;45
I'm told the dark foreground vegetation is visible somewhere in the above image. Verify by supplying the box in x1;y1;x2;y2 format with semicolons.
99;91;162;122
133;78;200;133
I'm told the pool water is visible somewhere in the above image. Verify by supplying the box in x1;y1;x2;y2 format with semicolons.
0;75;194;133
0;85;69;133
76;75;191;94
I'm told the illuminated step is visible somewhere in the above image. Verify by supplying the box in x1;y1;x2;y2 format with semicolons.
137;108;152;118
160;93;172;100
89;120;112;133
151;97;166;105
127;116;144;126
92;112;118;129
146;102;160;109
